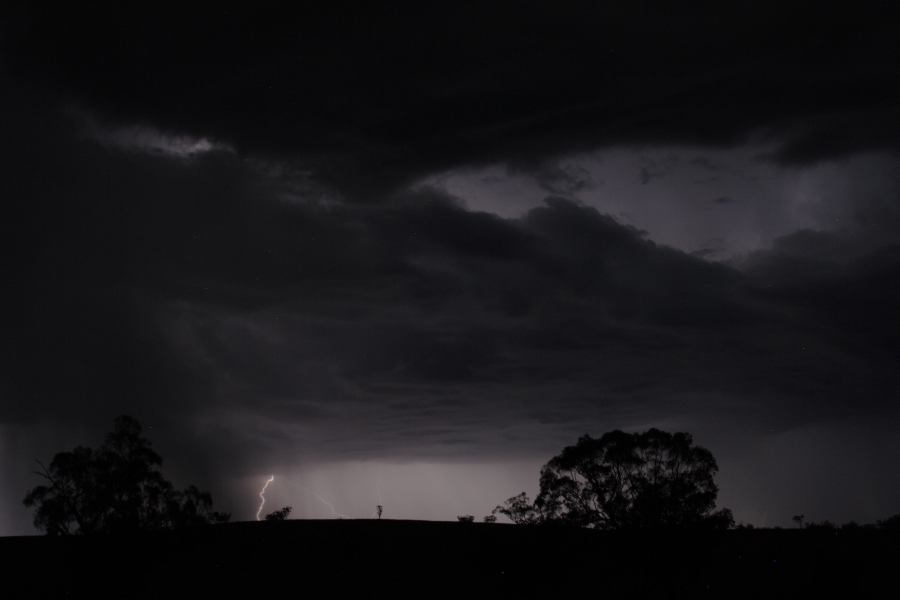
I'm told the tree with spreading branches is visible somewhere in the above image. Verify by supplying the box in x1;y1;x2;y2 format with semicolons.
23;416;229;535
495;429;733;529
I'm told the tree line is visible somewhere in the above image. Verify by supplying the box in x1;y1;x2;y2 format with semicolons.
22;416;897;534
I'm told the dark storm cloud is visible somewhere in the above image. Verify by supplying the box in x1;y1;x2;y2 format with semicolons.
761;108;900;167
4;3;900;195
3;87;898;468
741;232;900;361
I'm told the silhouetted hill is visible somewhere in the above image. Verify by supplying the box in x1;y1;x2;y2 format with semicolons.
1;520;896;599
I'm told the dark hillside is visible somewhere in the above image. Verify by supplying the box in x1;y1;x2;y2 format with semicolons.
1;521;896;599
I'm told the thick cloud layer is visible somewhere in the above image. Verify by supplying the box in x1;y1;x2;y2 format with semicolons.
1;5;899;532
5;3;900;194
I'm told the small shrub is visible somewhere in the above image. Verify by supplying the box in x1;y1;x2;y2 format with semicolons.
264;506;292;521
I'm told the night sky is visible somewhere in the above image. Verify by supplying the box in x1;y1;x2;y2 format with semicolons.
1;3;899;534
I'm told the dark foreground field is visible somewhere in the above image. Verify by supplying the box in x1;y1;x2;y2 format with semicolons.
1;520;896;599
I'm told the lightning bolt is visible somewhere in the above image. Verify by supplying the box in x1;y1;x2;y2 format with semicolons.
300;485;350;519
254;474;348;520
255;475;275;521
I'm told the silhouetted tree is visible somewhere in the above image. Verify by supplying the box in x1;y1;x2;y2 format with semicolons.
166;485;230;529
264;506;292;521
483;515;497;523
376;505;383;519
457;515;475;523
23;416;229;535
492;492;542;525
792;514;805;528
877;514;900;532
496;429;732;529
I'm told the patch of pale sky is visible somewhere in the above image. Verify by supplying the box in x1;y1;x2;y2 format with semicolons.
416;146;900;261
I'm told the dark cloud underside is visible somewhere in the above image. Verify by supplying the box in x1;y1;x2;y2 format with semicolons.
4;3;900;195
2;94;897;441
